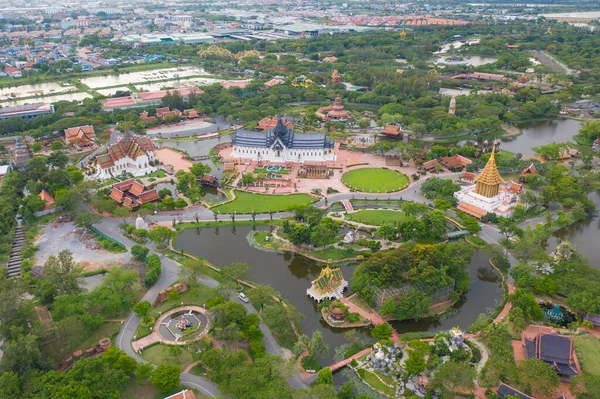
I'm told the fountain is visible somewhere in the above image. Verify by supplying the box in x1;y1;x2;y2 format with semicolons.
545;304;564;324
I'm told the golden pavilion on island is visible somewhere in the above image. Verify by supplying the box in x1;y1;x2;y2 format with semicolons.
307;265;348;302
454;148;523;218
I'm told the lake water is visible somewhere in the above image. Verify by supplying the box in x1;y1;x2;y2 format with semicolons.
545;192;600;269
0;81;76;101
176;226;503;364
80;67;210;89
156;136;231;179
499;119;582;155
1;91;93;106
135;77;245;92
436;56;497;67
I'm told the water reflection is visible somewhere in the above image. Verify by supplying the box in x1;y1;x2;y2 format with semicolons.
177;226;504;363
501;119;582;155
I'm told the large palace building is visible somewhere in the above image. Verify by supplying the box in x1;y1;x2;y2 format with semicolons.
454;149;522;218
231;116;336;163
96;132;157;179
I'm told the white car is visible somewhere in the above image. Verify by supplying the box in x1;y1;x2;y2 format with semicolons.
239;292;249;303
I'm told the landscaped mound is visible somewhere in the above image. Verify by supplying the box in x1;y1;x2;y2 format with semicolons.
342;168;409;193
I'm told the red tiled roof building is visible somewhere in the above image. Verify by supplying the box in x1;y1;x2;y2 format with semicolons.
109;179;159;209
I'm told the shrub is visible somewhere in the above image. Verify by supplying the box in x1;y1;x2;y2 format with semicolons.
347;312;360;323
145;254;161;286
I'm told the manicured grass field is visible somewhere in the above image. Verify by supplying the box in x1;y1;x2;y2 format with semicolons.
346;209;406;226
575;335;600;375
342;168;409;192
140;344;195;370
360;369;396;396
212;191;314;214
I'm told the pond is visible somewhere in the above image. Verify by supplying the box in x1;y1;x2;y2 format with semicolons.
176;226;504;365
156;136;231;179
544;192;600;270
1;91;93;106
499;119;582;156
0;82;76;101
134;77;246;92
79;67;210;89
436;56;497;67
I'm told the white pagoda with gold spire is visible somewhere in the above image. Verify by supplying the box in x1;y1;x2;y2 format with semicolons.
307;265;348;302
454;149;522;218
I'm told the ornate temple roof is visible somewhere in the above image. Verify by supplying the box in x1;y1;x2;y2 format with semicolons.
232;116;334;150
307;265;348;302
475;149;503;187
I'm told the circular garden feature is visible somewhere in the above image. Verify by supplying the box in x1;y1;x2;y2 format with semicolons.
342;168;409;193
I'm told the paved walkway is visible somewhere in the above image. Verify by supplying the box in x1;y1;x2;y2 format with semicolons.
329;347;373;372
341;199;354;212
340;296;399;344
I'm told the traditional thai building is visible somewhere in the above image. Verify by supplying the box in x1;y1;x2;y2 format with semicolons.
95;132;157;179
315;96;351;122
454;149;521;218
307;265;348;302
231;116;336;163
520;162;538;182
109;179;159;209
255;116;293;131
64;125;96;147
522;329;580;380
331;69;341;84
383;123;402;137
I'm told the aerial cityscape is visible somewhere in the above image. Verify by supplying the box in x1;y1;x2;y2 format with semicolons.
1;0;600;398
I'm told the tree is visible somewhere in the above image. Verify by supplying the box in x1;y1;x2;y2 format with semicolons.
102;347;137;375
74;211;102;229
136;363;154;381
178;259;206;286
337;381;356;399
317;367;333;385
131;244;149;261
294;331;329;361
498;217;522;240
370;322;393;341
510;289;544;321
42;250;83;299
150;364;181;392
0;333;45;377
246;285;275;309
133;301;152;318
404;349;426;375
517;358;559;397
520;190;537;209
189;162;212;178
47;151;69;169
65;165;84;184
54;188;81;214
0;371;21;397
148;226;176;250
21;193;45;222
112;206;131;223
221;262;250;283
430;361;476;397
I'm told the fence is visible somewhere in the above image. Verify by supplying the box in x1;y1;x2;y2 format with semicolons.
90;226;127;250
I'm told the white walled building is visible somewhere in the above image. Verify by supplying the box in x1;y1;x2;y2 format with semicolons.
231;116;336;163
95;133;157;179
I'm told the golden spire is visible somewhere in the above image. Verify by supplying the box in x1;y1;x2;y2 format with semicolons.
475;148;503;197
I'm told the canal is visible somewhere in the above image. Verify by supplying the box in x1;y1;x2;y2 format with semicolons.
176;226;503;365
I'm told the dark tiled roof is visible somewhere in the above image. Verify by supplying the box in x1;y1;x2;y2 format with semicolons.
539;334;572;364
232;116;333;150
524;338;536;359
497;383;533;399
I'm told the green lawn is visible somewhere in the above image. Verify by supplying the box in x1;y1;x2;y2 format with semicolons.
342;168;409;192
575;335;600;375
359;369;397;396
346;210;406;226
309;246;359;261
212;191;314;214
144;169;167;178
139;344;195;370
